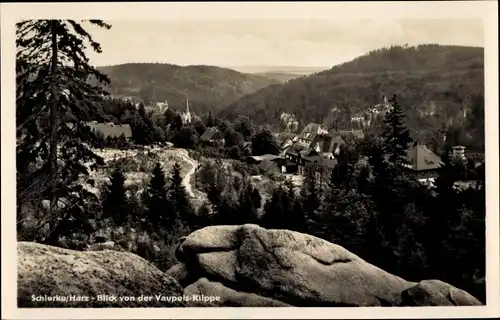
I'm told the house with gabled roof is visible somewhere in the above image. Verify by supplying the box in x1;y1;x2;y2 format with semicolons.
309;133;345;160
296;123;329;147
403;144;444;185
200;127;225;146
284;137;340;176
338;129;365;140
86;121;133;140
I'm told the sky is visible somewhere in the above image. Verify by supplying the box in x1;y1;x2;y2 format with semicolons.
83;18;484;69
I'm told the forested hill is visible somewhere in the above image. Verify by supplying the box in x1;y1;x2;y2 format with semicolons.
219;44;484;150
95;63;280;114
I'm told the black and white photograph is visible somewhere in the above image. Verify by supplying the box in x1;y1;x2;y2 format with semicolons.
1;1;499;319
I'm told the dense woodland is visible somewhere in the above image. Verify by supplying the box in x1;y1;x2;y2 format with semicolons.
93;63;279;115
16;20;486;305
220;45;485;153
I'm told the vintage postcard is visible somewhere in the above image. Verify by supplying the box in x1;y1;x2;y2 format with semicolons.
1;1;499;319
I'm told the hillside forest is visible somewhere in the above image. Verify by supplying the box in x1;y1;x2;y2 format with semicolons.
94;63;279;115
221;45;485;154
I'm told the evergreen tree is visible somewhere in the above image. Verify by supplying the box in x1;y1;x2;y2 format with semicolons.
251;129;281;156
237;181;260;224
330;147;354;190
300;164;321;221
194;120;207;136
382;94;413;166
117;133;128;149
251;187;262;211
172;114;184;132
434;151;459;198
144;162;171;232
233;116;254;141
16;19;111;244
262;185;287;229
287;184;307;232
172;127;198;149
191;201;213;229
206;111;214;127
262;180;304;231
102;167;129;225
138;103;146;117
163;108;177;129
169;162;194;225
213;196;238;225
224;127;244;148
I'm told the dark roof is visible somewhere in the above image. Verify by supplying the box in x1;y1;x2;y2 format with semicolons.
303;155;337;169
310;134;346;153
339;130;365;140
406;144;443;171
276;132;297;144
200;127;223;141
86;121;132;138
258;159;280;172
285;144;305;156
298;123;327;142
299;150;310;158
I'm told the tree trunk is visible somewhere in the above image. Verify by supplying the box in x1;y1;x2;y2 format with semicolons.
49;20;59;222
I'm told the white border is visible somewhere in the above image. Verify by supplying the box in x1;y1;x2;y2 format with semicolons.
1;2;499;319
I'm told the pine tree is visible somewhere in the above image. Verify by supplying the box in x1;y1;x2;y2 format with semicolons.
169;162;193;226
173;114;184;132
103;167;128;225
192;201;213;229
261;180;303;231
262;186;287;229
144;162;171;232
131;113;153;145
280;179;304;230
434;151;459;199
193;120;207;136
16;20;111;243
251;129;281;156
301;164;321;221
382;94;413;166
206;111;214;128
237;181;260;224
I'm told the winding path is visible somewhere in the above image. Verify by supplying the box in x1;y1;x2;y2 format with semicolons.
93;146;202;200
177;152;197;198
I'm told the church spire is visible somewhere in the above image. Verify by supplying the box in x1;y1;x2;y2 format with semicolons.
182;90;192;125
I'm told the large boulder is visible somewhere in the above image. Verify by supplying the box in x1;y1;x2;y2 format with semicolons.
401;280;483;306
17;242;183;307
175;224;417;306
165;263;200;288
184;278;291;307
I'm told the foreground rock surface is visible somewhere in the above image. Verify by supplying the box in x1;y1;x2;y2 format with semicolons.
17;242;183;307
401;280;483;306
172;224;484;307
184;278;291;307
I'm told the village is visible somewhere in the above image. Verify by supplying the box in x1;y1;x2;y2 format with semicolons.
82;90;481;201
